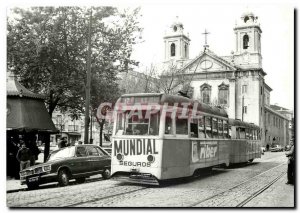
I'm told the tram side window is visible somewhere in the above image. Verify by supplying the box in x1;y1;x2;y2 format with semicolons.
205;117;212;138
240;128;246;139
149;113;160;135
190;118;198;138
245;128;249;139
176;117;188;135
165;113;173;135
116;113;124;135
212;118;218;138
198;116;205;138
224;121;229;138
250;129;253;140
218;119;223;138
253;130;257;140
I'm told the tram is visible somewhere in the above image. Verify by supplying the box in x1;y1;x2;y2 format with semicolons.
110;93;261;185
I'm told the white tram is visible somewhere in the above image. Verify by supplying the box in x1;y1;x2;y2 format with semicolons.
110;93;261;185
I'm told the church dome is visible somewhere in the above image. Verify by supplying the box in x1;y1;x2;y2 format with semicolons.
240;11;258;24
170;16;184;31
241;11;255;18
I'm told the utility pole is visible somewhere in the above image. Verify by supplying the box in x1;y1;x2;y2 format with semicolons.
242;96;244;121
90;108;93;144
84;8;92;144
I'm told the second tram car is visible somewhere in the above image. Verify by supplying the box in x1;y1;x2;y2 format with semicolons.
110;93;261;185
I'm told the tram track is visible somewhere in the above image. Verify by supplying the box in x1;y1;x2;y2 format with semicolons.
188;163;287;207
236;171;286;207
67;186;148;207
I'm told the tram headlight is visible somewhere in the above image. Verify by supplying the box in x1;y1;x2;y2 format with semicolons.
116;153;124;161
147;155;155;163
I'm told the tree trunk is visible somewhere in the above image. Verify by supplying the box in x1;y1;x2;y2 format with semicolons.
99;120;104;147
42;132;50;162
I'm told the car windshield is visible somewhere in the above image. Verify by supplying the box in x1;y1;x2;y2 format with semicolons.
47;147;75;162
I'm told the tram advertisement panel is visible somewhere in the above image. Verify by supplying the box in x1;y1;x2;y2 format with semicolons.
191;141;218;163
112;138;161;168
246;141;255;154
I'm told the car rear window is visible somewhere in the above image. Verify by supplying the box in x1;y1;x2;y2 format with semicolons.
48;147;75;161
76;146;87;157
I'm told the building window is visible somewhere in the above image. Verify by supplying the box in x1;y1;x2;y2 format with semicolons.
171;43;176;56
184;44;188;58
200;83;211;104
243;34;249;49
243;106;247;114
68;125;78;131
242;85;248;94
218;82;229;105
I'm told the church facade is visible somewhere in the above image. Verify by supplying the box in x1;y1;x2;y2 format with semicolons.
162;12;290;147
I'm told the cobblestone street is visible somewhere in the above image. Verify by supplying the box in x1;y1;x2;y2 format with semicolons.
6;152;294;207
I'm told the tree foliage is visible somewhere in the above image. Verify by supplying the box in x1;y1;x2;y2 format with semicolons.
7;7;143;118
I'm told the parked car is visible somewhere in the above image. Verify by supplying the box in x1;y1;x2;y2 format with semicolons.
103;147;112;155
20;145;111;189
270;144;284;152
285;144;291;151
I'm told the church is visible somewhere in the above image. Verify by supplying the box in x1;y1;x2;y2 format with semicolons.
161;11;290;147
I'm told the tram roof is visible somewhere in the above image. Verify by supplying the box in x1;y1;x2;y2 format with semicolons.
228;118;260;129
119;93;228;118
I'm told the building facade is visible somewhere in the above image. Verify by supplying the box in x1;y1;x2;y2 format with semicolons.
51;111;112;147
161;12;290;147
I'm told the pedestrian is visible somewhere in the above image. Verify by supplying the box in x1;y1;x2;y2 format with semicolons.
285;140;294;185
16;142;32;171
28;140;41;166
58;137;67;148
266;144;269;151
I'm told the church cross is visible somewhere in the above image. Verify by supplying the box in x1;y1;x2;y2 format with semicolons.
202;29;210;50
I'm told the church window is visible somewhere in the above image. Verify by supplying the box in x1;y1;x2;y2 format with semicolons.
242;85;248;94
243;106;247;114
218;83;229;105
200;84;211;104
244;16;249;23
171;43;176;56
184;44;188;58
243;34;249;49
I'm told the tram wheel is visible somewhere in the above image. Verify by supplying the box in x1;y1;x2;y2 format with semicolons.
248;159;254;162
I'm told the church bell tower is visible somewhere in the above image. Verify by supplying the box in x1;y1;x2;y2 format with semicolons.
233;12;262;69
163;17;191;67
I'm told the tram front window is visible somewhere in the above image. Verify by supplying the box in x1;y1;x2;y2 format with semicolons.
115;110;160;136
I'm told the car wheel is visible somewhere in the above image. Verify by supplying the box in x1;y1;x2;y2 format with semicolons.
75;177;86;184
58;169;70;187
27;182;39;190
102;168;111;180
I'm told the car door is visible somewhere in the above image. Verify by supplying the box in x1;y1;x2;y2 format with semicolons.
86;146;109;174
94;146;111;171
72;146;91;176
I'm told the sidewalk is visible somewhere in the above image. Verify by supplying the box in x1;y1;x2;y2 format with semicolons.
6;174;103;193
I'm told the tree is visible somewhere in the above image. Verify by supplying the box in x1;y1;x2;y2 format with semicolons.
7;7;143;118
118;64;158;94
154;60;194;96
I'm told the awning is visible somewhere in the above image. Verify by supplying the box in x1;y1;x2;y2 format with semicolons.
63;132;81;136
7;97;58;132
